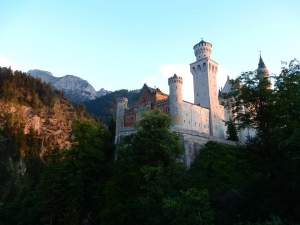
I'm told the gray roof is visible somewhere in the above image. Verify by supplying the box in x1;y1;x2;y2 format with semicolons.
258;55;266;70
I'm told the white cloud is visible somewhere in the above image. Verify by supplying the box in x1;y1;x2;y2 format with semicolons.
0;55;20;70
158;64;194;102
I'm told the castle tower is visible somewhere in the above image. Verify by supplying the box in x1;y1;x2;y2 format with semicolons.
190;40;225;138
168;74;184;128
257;54;271;88
257;54;270;78
115;97;128;140
190;40;218;108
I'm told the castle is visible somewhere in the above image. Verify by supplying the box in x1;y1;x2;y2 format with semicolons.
115;40;269;166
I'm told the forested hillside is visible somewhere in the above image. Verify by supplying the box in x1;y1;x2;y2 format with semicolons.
84;89;140;125
0;67;94;218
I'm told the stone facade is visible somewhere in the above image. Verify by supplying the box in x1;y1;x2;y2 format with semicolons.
115;40;270;165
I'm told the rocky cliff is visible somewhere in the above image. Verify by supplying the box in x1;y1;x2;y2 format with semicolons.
28;69;111;102
0;98;77;152
0;98;78;204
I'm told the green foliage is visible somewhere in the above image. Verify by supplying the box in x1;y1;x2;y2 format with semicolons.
187;141;247;194
101;109;187;225
39;118;112;224
163;188;215;225
0;117;115;224
0;66;65;108
225;119;239;141
222;60;300;223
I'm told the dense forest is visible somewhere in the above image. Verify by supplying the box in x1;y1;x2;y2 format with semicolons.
0;67;65;108
84;89;140;125
0;60;300;224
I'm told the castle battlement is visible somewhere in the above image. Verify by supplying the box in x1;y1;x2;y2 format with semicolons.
168;74;183;85
193;40;212;60
117;97;128;103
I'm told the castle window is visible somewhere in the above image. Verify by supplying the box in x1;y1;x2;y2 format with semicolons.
189;121;190;124
184;120;185;123
197;93;198;96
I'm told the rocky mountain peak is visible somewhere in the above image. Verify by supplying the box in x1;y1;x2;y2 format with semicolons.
27;69;111;102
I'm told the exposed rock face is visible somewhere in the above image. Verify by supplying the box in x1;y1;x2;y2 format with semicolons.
97;88;112;97
28;69;111;102
0;98;78;205
0;99;77;151
26;69;56;84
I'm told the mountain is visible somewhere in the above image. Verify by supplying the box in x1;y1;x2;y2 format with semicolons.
27;69;111;102
97;88;112;97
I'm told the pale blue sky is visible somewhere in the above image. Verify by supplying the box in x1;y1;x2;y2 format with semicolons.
1;0;299;102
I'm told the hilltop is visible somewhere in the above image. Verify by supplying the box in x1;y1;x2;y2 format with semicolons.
28;69;111;102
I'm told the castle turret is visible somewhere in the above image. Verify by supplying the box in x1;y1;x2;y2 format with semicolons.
168;74;183;128
257;54;271;88
115;97;128;141
257;54;270;78
193;39;212;61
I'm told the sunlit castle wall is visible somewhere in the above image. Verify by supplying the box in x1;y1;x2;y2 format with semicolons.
181;102;210;134
168;74;184;128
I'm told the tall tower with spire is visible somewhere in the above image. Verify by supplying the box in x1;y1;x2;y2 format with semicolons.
190;40;225;138
258;54;270;78
257;54;271;88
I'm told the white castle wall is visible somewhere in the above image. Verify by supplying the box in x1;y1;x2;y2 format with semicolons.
181;102;210;134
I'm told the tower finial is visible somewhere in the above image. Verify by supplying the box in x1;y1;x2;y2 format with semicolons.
258;53;266;70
